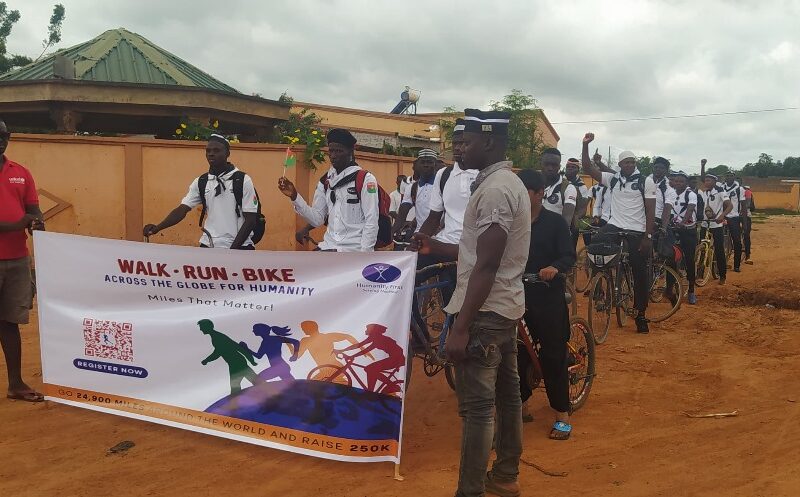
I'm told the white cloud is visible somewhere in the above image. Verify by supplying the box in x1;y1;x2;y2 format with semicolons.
4;0;799;170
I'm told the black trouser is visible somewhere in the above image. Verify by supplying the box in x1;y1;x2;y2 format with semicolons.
676;227;697;292
727;217;743;270
708;226;727;279
597;225;650;315
570;225;580;249
742;216;752;259
521;286;570;413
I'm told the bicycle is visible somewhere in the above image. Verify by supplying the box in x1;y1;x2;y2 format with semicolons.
443;273;595;412
307;351;404;397
694;221;714;287
572;225;600;294
648;236;684;322
409;262;457;387
585;231;636;344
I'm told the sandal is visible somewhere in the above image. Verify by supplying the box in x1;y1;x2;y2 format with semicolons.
549;421;571;440
7;390;44;403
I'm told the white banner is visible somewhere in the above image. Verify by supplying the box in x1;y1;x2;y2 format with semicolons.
34;232;416;462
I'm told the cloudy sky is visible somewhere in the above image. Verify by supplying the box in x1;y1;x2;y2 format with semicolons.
6;0;799;172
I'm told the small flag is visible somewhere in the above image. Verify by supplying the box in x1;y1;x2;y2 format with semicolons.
284;147;297;168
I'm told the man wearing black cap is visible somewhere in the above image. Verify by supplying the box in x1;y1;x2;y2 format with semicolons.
541;148;577;225
650;157;673;227
144;134;259;249
414;109;530;497
278;128;380;252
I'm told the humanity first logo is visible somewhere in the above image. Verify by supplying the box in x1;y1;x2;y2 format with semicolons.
358;263;403;294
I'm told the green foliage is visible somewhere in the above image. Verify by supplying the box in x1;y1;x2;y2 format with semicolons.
36;4;65;61
380;142;415;157
489;89;545;169
739;153;800;178
0;2;66;73
173;118;240;144
635;156;653;176
436;106;460;156
276;108;326;170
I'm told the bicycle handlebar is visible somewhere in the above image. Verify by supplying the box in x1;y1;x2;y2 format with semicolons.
522;272;566;285
416;261;457;276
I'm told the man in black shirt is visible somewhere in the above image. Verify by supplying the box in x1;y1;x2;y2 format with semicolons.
517;169;576;440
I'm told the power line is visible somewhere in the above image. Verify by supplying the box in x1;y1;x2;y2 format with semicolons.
551;106;799;125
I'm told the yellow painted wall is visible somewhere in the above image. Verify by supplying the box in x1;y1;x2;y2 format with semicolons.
750;186;799;211
8;134;416;251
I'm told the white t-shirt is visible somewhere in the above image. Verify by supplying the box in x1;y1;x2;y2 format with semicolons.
402;179;435;232
590;184;611;221
665;188;698;227
542;178;577;216
292;165;380;252
389;190;415;222
698;186;729;229
600;170;657;232
427;162;478;244
650;175;671;219
723;182;746;218
181;167;258;248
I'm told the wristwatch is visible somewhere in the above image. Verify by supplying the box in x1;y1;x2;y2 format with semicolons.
645;233;653;239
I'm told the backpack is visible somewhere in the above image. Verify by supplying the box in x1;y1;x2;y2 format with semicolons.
695;189;705;219
320;168;393;249
609;174;646;201
198;170;266;245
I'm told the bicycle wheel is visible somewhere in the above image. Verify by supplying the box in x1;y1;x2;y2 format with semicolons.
417;280;446;342
648;264;683;322
567;316;595;412
616;265;633;328
307;365;352;386
587;272;612;344
695;242;711;287
566;279;578;316
574;247;592;293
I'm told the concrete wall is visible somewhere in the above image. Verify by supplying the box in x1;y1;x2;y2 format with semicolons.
8;134;415;250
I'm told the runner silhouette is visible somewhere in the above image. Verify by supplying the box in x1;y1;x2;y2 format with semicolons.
240;324;299;382
296;321;373;381
198;319;262;395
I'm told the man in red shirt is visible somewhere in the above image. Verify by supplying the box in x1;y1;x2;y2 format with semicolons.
0;119;45;402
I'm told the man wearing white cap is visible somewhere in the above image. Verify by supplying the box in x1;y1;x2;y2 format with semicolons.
582;133;657;334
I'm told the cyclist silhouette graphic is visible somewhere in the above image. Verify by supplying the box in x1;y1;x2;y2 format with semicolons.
337;324;404;393
240;324;299;382
198;319;262;395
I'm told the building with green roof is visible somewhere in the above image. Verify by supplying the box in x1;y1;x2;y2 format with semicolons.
0;28;288;138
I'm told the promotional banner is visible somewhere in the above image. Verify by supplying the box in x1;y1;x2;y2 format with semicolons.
35;232;416;463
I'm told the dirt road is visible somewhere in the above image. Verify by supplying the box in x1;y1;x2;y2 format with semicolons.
2;216;799;497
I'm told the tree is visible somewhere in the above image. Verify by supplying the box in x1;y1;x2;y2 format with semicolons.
490;89;545;169
636;156;653;176
0;3;66;74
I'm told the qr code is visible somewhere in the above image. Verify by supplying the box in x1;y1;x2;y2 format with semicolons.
83;318;134;362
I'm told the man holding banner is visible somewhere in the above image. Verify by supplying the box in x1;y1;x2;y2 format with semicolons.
143;134;260;249
414;109;531;497
277;128;380;252
0;119;45;402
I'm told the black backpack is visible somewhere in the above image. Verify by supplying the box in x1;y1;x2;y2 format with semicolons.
197;170;266;245
609;174;646;200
